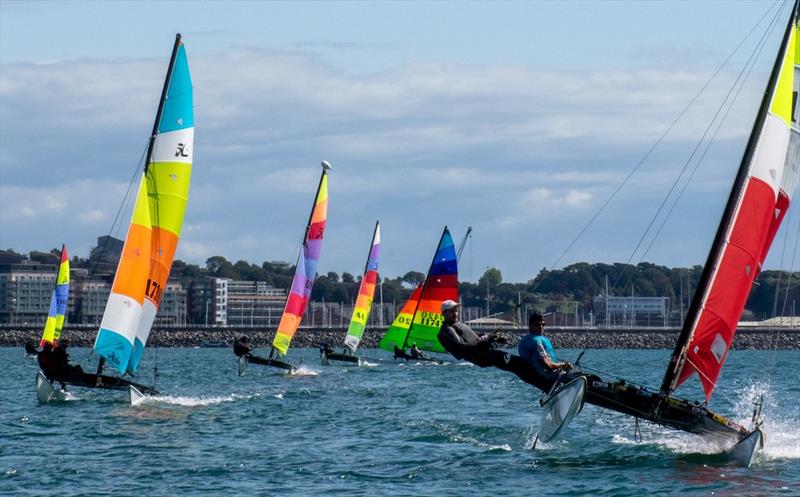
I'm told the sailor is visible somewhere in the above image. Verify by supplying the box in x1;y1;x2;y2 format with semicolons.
393;345;411;361
51;340;86;378
409;343;424;360
437;300;508;367
233;336;252;358
25;340;40;356
37;342;58;378
437;301;557;391
518;313;571;383
319;342;334;357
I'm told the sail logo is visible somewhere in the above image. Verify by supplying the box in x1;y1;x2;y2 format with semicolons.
175;143;189;157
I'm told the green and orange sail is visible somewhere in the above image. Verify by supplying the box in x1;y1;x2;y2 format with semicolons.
272;162;331;357
379;227;458;353
343;221;381;352
40;245;70;347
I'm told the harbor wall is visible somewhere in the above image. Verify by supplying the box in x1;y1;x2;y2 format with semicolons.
2;325;799;349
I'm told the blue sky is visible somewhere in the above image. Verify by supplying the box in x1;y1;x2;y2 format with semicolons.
2;0;799;283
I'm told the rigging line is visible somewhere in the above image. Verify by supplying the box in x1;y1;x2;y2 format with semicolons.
537;0;781;292
613;2;785;291
88;142;149;276
778;209;800;317
628;15;782;285
766;205;795;377
771;203;793;319
682;356;739;406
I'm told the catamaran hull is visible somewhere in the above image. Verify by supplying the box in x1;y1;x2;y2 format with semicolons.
728;429;764;467
321;352;360;366
583;378;747;444
243;354;296;373
36;371;66;404
538;376;587;443
129;385;146;406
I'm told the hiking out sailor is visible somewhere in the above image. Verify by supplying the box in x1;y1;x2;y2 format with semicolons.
25;340;39;356
437;301;557;391
319;342;334;357
409;343;424;360
37;342;58;378
233;336;252;358
518;313;571;383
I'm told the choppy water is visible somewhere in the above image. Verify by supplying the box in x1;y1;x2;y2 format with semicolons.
2;347;799;496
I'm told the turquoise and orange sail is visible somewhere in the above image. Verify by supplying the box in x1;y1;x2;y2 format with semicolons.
40;245;69;347
129;35;194;374
344;221;381;352
379;227;458;353
94;34;193;374
272;162;331;356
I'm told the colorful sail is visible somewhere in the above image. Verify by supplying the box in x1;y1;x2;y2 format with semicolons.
40;245;69;347
378;227;458;353
344;221;381;352
379;283;423;352
406;228;458;352
94;176;152;373
128;36;194;374
272;163;330;356
663;14;798;400
94;34;192;374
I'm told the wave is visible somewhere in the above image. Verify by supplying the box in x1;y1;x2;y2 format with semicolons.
139;392;260;407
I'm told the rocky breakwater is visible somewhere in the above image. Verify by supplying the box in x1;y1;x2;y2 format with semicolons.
2;325;799;349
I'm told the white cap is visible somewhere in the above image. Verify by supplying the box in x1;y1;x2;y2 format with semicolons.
441;300;460;312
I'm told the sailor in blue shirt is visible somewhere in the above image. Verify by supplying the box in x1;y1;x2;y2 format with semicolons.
518;313;571;382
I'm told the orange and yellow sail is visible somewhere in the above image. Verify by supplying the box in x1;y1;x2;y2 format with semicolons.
94;35;193;374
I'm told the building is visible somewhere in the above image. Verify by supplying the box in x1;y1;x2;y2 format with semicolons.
0;260;58;325
190;278;286;326
593;295;670;328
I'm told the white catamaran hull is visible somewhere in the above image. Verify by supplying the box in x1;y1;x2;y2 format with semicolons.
238;355;247;376
538;376;587;443
728;429;765;467
36;371;67;404
129;385;146;406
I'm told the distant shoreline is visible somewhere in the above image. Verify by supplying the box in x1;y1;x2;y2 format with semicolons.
2;325;799;349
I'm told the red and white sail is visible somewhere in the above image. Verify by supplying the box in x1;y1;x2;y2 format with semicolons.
664;18;799;401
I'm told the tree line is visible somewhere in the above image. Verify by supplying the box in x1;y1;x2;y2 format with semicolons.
5;249;799;320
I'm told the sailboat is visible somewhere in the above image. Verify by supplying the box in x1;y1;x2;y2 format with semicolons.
39;245;70;349
378;226;463;361
36;34;194;405
321;220;380;366
238;161;330;375
538;5;800;466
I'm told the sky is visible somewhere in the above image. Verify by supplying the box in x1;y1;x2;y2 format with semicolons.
2;0;799;284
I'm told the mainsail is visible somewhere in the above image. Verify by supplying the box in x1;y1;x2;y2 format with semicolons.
378;227;458;353
343;221;381;352
40;245;69;347
272;162;330;357
661;13;799;400
94;34;193;374
129;35;194;374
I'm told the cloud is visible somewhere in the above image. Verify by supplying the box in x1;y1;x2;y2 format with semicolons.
0;48;762;280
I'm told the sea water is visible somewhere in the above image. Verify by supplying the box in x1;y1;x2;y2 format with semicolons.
1;348;798;496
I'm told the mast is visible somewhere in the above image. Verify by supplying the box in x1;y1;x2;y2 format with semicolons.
144;33;182;174
660;4;798;395
456;226;472;261
401;226;449;350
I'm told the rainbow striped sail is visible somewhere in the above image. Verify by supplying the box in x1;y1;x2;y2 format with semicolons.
379;227;458;353
378;283;422;352
344;221;380;352
272;162;330;356
94;35;193;374
40;245;69;347
128;36;194;374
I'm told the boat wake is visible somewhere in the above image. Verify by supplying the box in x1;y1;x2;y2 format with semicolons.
288;365;318;376
137;392;260;407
